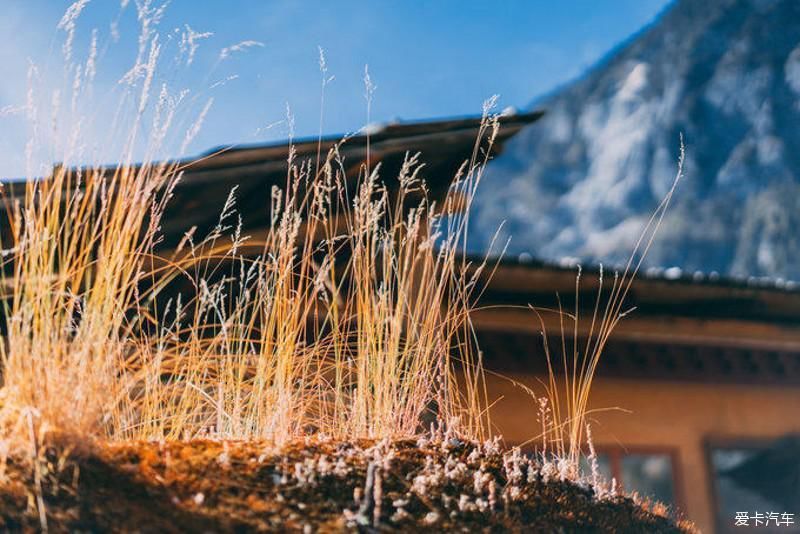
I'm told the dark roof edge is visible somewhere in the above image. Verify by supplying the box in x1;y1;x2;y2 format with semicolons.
2;110;544;190
469;253;800;294
199;110;545;157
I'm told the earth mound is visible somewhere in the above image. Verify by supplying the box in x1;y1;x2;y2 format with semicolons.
0;436;693;532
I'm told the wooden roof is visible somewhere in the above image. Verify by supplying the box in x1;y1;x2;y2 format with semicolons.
159;111;544;247
470;257;800;385
0;111;543;250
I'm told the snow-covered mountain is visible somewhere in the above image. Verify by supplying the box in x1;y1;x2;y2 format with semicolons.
471;0;800;281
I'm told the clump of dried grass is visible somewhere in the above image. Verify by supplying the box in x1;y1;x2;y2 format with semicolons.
0;71;503;458
0;118;497;448
0;160;181;438
0;0;476;451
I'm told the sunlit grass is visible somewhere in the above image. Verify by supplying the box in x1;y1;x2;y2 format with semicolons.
0;109;500;448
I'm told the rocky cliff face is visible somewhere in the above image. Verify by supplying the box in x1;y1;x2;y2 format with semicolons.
472;0;800;281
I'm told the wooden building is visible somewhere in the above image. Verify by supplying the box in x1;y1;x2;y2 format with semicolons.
163;113;799;532
10;112;800;532
148;112;543;248
474;257;800;533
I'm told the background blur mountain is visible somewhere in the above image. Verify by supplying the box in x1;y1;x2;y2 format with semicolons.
471;0;800;281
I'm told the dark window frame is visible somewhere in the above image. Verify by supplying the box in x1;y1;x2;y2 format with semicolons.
703;436;786;534
514;441;685;513
593;444;686;514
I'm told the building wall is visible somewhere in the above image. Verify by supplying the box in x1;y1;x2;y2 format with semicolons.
484;373;800;533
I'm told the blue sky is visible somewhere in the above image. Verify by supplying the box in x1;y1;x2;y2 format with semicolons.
0;0;671;177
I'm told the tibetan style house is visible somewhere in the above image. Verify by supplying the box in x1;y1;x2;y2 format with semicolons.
168;113;800;532
474;256;800;533
10;112;800;532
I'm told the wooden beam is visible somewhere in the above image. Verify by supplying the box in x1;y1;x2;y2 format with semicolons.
470;307;800;352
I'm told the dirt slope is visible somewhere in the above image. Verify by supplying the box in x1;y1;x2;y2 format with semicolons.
0;436;694;532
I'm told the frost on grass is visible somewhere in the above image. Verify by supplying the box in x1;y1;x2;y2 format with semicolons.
219;40;265;61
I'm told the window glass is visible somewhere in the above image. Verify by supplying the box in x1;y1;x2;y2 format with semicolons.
621;453;675;505
581;450;677;508
710;441;800;533
579;452;613;481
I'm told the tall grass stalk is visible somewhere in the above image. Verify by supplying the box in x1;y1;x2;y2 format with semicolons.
530;138;685;467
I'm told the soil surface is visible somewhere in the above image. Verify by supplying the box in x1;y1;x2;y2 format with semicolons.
0;436;694;532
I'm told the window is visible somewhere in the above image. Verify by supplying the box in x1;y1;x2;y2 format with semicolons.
708;437;800;533
621;453;675;505
580;448;681;510
579;451;613;482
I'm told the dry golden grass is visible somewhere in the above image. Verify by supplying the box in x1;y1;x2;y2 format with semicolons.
0;108;499;450
0;161;180;439
528;140;684;467
0;0;502;458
